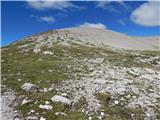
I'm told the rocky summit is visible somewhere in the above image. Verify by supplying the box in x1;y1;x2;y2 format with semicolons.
1;27;160;120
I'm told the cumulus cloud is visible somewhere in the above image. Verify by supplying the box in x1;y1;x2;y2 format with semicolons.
131;1;160;26
79;22;107;29
26;1;78;11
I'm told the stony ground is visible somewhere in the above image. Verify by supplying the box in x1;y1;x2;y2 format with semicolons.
1;86;20;120
1;29;160;120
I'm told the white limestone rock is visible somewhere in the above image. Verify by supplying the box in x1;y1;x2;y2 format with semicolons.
40;117;46;120
55;112;68;116
43;51;53;55
21;83;38;92
33;48;41;53
27;116;38;120
51;95;72;105
39;104;53;110
61;93;68;97
21;99;31;105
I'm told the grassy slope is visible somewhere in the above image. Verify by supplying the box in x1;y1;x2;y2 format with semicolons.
1;40;160;120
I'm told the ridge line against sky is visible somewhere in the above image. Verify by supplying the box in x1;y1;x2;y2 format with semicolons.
1;1;160;46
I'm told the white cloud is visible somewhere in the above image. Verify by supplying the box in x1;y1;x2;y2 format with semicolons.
96;1;111;9
40;16;55;23
26;1;78;11
131;1;160;26
96;1;126;9
108;6;120;14
118;19;126;26
79;22;107;29
96;1;129;14
31;15;55;23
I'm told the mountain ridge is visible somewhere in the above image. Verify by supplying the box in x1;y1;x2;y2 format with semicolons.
5;26;160;51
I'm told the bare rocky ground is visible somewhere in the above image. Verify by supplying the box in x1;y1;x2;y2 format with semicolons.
1;27;160;120
1;86;20;120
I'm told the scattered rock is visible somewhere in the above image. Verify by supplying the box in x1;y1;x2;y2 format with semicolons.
61;93;68;97
30;110;35;113
55;112;68;116
43;51;53;55
132;96;137;99
100;112;105;116
88;116;92;120
97;116;102;120
42;88;48;93
114;100;119;105
127;68;140;77
126;94;131;99
51;95;72;105
39;117;46;120
21;83;38;92
39;104;53;110
33;48;41;53
45;101;50;105
38;58;43;61
18;79;21;82
27;116;38;120
48;69;53;72
48;87;54;92
21;99;31;105
14;117;21;120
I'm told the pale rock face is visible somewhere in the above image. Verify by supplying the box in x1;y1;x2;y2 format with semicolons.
21;83;38;92
51;95;72;105
39;104;53;110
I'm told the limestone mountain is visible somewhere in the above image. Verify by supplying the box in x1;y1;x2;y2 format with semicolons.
1;27;160;120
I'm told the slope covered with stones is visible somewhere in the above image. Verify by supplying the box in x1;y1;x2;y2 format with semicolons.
1;28;160;120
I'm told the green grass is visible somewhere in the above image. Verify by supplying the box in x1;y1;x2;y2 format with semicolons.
96;92;111;105
1;40;159;120
103;106;144;120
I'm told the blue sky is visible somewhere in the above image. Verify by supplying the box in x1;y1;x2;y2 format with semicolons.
1;1;160;46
